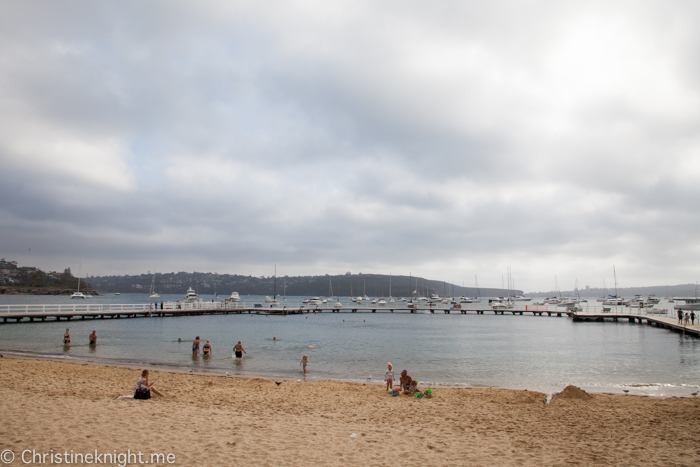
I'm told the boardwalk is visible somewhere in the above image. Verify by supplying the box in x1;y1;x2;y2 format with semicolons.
2;301;697;340
571;310;700;337
0;301;571;323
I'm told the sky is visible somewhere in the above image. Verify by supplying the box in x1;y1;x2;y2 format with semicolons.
1;1;699;292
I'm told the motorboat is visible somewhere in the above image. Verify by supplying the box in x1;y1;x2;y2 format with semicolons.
603;296;624;306
309;297;321;306
377;299;388;306
371;298;378;304
229;292;241;301
184;287;198;303
543;297;560;304
674;298;700;311
513;296;532;301
430;294;440;300
269;298;280;307
265;296;273;303
646;295;660;305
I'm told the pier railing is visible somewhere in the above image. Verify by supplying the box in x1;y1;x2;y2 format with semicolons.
0;301;249;315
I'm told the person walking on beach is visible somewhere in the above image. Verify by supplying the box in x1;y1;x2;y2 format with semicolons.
63;329;70;346
89;330;97;345
192;336;201;357
233;341;246;358
202;340;212;356
385;363;395;390
300;355;309;375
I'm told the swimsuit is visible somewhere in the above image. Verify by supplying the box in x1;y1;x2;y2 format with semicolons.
193;344;199;351
64;336;70;344
235;351;243;358
302;361;308;367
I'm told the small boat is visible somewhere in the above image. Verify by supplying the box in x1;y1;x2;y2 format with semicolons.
71;273;86;299
229;292;240;301
148;272;160;298
513;296;532;301
184;287;198;303
333;299;343;308
115;293;120;295
309;297;321;305
377;299;388;306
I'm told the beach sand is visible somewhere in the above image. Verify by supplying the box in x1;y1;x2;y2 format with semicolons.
1;357;699;466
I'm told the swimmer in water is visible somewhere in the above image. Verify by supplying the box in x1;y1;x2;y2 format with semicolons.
233;341;246;358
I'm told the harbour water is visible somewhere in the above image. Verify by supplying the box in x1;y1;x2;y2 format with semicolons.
0;294;698;396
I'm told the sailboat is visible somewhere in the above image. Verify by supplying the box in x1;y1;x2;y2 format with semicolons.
71;266;86;299
388;274;395;302
362;280;369;300
604;266;624;305
269;265;280;307
149;271;160;299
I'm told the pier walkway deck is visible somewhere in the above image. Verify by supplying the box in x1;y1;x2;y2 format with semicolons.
571;311;700;337
0;301;573;323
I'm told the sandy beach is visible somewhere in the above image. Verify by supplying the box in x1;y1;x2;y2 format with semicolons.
0;357;698;466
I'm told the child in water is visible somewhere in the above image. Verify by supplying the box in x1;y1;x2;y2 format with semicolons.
385;362;394;390
300;355;309;376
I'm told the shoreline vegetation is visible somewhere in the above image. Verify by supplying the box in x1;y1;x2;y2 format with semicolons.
1;357;699;465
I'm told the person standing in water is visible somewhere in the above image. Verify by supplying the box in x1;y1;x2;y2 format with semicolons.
233;341;246;358
202;340;212;357
89;330;97;345
192;336;200;357
63;329;70;346
300;355;309;375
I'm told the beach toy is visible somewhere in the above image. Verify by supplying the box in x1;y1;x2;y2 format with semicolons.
388;389;394;394
392;390;399;397
416;392;423;399
424;389;432;398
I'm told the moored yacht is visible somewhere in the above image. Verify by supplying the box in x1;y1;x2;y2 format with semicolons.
184;287;198;303
229;291;241;301
71;291;86;299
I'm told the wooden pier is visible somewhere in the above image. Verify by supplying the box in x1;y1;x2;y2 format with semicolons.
0;302;573;323
2;302;697;340
571;311;700;337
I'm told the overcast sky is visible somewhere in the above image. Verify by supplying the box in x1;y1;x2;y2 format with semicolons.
1;1;699;292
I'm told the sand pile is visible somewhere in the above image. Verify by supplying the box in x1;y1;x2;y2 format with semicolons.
555;384;594;401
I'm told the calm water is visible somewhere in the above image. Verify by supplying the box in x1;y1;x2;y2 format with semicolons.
0;294;698;396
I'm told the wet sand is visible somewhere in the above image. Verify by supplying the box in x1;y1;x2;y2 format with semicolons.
0;357;699;466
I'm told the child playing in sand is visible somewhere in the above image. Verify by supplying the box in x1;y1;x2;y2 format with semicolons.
300;355;309;375
385;363;394;390
399;369;412;394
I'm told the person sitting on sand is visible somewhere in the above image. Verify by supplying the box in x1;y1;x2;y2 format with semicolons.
385;363;394;390
63;329;70;346
89;330;97;345
399;369;412;394
233;341;246;358
300;355;309;375
192;336;200;357
134;369;165;399
202;340;212;356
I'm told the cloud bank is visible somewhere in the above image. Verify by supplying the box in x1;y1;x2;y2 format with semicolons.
1;1;699;291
